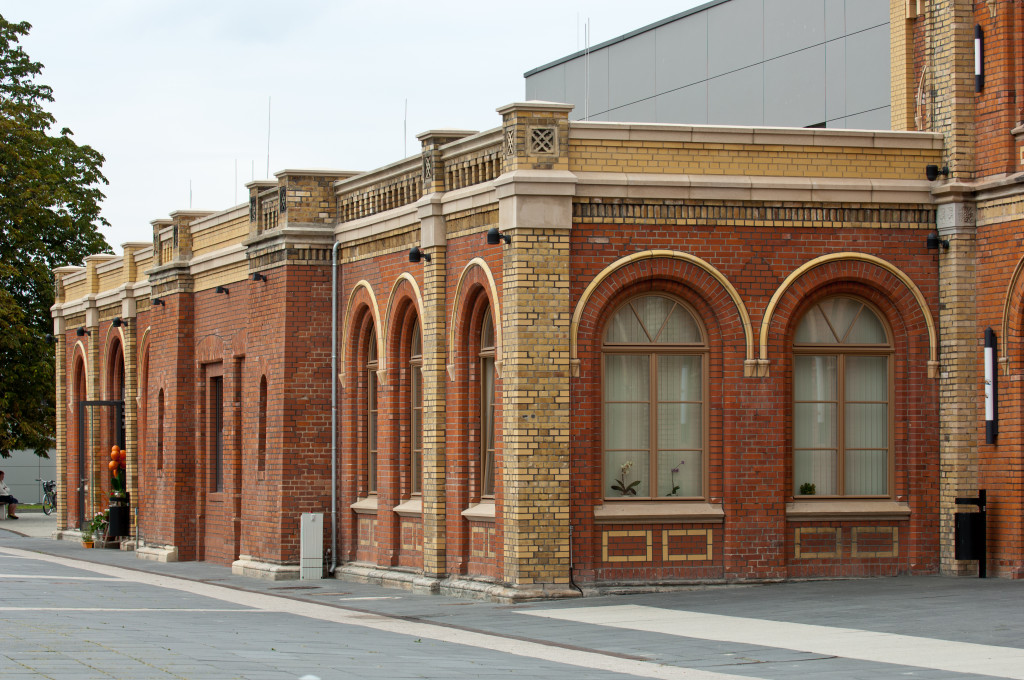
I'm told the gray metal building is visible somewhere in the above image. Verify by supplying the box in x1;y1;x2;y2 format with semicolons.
524;0;891;129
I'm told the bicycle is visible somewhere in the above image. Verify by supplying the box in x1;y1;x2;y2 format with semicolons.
39;479;57;516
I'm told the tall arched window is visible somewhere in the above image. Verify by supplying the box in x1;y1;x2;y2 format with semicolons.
793;296;892;497
366;329;378;495
409;319;423;496
479;307;496;498
603;294;707;499
157;389;165;471
598;292;704;499
257;376;267;472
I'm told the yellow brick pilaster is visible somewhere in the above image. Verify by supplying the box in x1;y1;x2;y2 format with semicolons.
421;244;448;578
890;0;918;130
936;198;979;575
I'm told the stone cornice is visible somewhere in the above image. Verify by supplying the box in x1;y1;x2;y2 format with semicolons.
243;223;336;251
494;169;577;197
569;121;943;149
574;172;935;204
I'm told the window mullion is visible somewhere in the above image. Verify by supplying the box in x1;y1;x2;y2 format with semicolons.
837;353;845;496
650;352;658;498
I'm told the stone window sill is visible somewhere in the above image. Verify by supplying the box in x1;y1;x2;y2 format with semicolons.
786;499;911;521
461;500;496;523
594;501;724;524
393;497;423;518
350;496;379;515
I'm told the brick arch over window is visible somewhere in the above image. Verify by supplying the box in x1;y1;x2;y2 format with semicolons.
999;252;1024;374
384;275;424;501
70;341;89;405
570;250;754;376
103;330;126;402
778;279;935;507
572;264;732;508
342;280;384;387
448;259;501;380
761;253;938;378
345;286;383;502
384;273;424;348
196;334;226;366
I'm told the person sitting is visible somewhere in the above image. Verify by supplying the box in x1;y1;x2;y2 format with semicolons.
0;470;19;519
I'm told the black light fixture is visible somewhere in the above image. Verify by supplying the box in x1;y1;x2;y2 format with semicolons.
216;285;229;295
252;272;267;282
975;24;984;93
486;227;511;245
45;333;56;344
926;164;949;181
926;232;949;251
76;327;90;337
152;298;165;306
409;246;431;263
112;317;129;328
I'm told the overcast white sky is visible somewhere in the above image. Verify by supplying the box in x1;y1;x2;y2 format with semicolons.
2;1;703;253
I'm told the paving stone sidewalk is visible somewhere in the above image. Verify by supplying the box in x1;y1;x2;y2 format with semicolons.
3;521;1023;680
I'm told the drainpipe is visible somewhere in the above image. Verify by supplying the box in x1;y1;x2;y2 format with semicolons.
330;240;341;574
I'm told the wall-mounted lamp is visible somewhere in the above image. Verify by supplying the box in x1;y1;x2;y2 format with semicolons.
252;272;267;282
152;298;165;306
45;333;56;344
76;327;91;337
975;24;984;93
925;164;949;181
926;232;949;251
486;227;511;245
112;317;129;328
409;246;431;263
216;286;229;295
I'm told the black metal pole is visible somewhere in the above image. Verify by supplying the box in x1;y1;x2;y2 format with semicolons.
979;489;987;578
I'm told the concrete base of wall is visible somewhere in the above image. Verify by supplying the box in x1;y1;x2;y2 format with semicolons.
136;545;179;562
231;555;299;581
334;563;581;602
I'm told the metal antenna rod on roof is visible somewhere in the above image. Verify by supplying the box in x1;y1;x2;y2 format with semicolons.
266;96;271;178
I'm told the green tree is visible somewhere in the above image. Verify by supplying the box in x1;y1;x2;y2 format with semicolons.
0;15;109;457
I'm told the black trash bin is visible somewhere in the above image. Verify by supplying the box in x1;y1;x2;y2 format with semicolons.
954;511;984;560
107;492;131;539
954;490;987;577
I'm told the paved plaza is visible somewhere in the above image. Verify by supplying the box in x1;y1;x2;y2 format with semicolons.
2;514;1024;679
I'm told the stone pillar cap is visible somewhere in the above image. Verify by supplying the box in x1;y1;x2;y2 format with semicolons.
496;101;575;115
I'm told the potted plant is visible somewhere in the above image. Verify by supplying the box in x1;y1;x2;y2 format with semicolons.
85;509;108;546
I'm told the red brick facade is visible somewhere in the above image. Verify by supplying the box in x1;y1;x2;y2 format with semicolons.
50;1;1024;596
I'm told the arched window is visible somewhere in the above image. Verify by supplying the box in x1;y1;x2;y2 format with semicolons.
257;376;267;472
603;294;707;499
479;307;496;498
157;389;165;471
409;319;423;496
366;329;378;495
793;297;892;497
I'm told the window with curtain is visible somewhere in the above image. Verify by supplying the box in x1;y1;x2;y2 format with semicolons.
480;307;496;498
603;294;707;499
793;297;891;497
366;329;378;495
409;319;423;496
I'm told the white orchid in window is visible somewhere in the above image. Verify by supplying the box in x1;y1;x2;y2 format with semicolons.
611;460;640;496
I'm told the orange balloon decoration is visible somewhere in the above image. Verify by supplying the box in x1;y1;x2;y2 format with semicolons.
108;460;118;471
